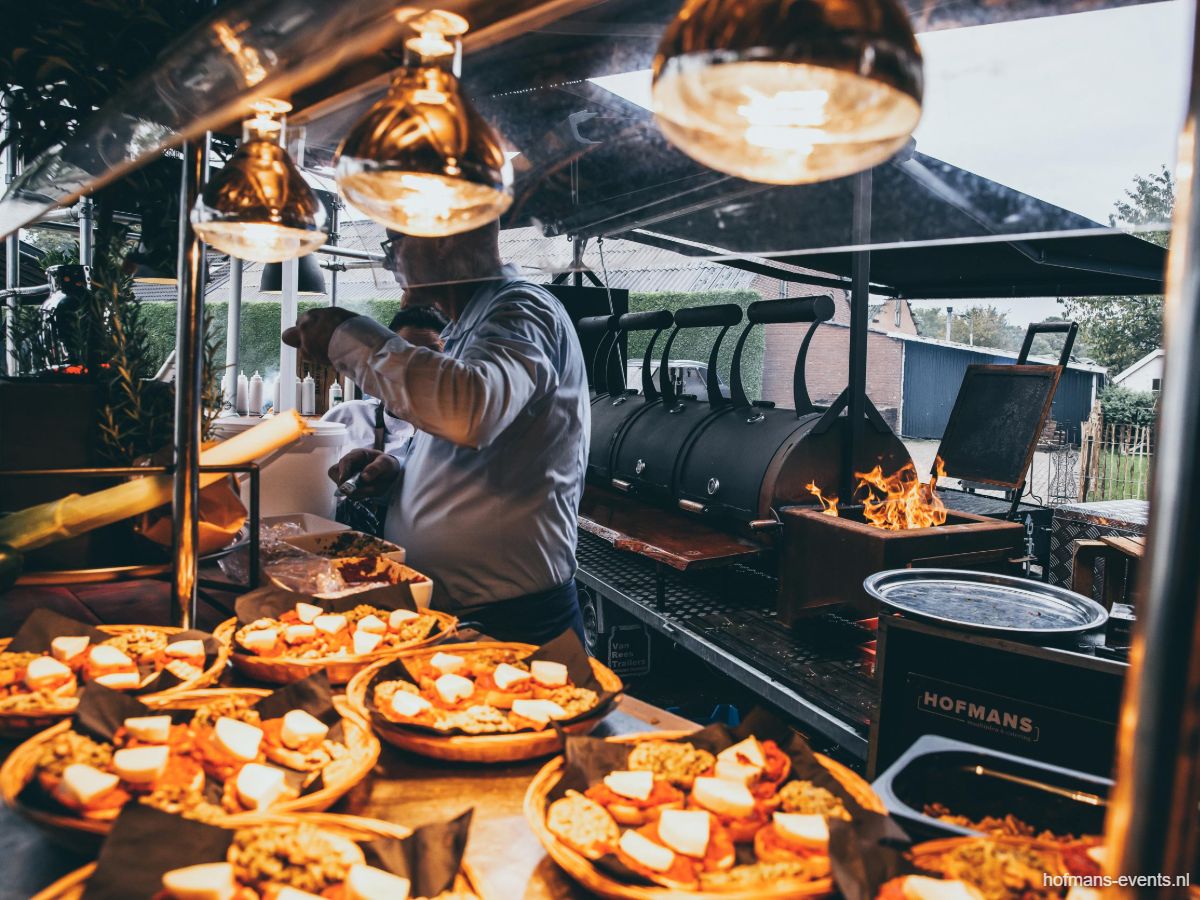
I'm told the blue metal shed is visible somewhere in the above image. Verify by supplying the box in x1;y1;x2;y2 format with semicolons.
900;337;1104;444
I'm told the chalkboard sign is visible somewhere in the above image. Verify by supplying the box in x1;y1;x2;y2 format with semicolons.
937;364;1062;489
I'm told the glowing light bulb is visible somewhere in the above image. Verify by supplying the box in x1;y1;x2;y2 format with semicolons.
650;0;923;185
191;99;326;262
335;14;512;238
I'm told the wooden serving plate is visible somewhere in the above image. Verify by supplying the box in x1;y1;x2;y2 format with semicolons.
0;620;234;739
523;730;887;900
345;641;624;763
218;609;457;685
30;811;484;900
0;688;380;850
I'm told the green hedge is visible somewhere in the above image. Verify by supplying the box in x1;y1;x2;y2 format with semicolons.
141;299;404;377
140;291;763;395
627;291;764;397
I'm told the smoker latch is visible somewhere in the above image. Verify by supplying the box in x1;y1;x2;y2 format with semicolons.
748;519;782;531
678;499;707;514
611;479;633;493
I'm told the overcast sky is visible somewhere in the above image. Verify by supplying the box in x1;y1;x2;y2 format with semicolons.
590;0;1190;325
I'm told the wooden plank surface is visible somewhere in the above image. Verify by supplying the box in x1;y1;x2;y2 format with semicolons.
578;486;764;571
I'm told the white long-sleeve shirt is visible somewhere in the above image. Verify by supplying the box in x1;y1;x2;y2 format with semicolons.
327;267;590;610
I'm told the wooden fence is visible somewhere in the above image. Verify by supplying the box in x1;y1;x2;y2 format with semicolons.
1077;410;1155;502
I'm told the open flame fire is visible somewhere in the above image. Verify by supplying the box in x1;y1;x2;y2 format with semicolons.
806;457;949;530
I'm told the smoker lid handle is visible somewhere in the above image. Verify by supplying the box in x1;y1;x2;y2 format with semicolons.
671;304;744;329
747;295;835;325
578;314;621;334
618;310;674;332
1017;320;1078;367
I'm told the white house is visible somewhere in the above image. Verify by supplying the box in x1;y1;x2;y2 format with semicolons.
1113;348;1165;393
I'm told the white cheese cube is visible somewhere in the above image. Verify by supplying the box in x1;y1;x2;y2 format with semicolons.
165;639;205;659
25;656;72;690
388;608;420;630
691;777;755;818
113;745;170;784
716;736;765;771
280;709;329;749
285;624;317;644
313;614;348;636
345;864;412;900
353;630;384;656
50;635;89;662
430;651;465;676
295;602;324;624
434;673;475;705
274;889;324;900
88;644;133;669
510;698;566;726
234;763;287;811
240;628;279;653
603;770;654;801
530;660;568;687
902;876;986;900
123;715;172;744
713;757;761;786
492;663;532;691
773;813;829;848
161;862;236;900
94;671;141;690
356;614;387;634
619;830;675;873
657;809;711;858
390;691;432;718
214;717;263;762
59;764;120;806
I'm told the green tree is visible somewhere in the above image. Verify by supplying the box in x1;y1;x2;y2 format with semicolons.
1063;167;1172;373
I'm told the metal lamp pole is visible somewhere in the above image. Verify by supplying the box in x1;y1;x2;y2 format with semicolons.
1107;3;1200;887
170;136;209;629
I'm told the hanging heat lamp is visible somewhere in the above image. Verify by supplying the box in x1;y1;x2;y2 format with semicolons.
335;9;513;237
191;98;328;262
259;253;327;295
650;0;924;185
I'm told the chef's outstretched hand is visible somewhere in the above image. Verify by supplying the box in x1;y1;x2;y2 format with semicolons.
328;448;402;499
282;307;359;367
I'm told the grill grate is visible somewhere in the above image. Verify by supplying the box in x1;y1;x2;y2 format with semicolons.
576;531;879;741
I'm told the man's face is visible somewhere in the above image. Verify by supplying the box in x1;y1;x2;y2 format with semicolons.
382;231;441;295
397;325;444;351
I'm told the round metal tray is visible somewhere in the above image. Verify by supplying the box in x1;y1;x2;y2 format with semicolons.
863;569;1109;637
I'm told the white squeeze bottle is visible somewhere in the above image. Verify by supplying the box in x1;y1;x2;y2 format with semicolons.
271;374;280;413
236;370;248;415
328;380;343;408
301;372;316;416
248;371;264;416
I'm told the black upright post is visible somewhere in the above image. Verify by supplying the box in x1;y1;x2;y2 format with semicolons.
171;137;208;629
1107;8;1200;886
842;170;873;502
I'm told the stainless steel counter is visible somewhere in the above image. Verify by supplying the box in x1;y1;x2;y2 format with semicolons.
1;696;694;900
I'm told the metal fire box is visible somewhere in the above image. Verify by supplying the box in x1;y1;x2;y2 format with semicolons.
778;506;1026;622
869;613;1127;779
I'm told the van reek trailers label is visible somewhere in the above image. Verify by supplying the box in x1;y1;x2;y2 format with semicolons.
910;675;1040;741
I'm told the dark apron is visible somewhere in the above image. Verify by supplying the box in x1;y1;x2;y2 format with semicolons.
458;579;586;646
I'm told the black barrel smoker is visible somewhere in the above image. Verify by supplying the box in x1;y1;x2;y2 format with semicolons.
580;296;911;537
